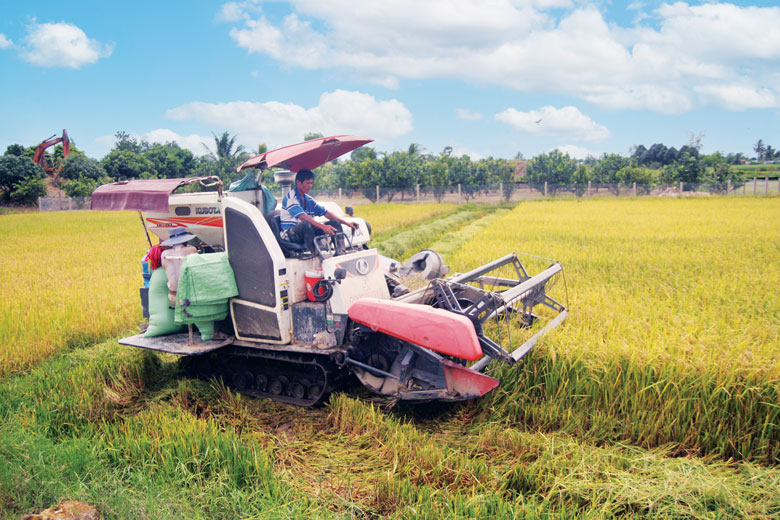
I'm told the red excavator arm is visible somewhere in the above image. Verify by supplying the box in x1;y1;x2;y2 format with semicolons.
33;129;71;177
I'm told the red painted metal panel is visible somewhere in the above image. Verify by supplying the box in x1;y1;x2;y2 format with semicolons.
441;359;500;397
90;177;218;212
238;135;373;172
348;298;483;361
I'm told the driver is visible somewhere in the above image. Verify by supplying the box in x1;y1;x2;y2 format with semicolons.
280;169;358;251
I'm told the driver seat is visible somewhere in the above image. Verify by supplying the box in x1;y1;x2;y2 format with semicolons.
265;210;310;258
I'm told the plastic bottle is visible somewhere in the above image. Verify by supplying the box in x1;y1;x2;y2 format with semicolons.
142;253;152;288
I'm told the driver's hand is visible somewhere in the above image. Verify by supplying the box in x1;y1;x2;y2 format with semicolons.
321;224;336;235
345;221;359;230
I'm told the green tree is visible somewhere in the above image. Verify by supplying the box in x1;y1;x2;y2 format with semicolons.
198;131;250;185
9;176;47;204
0;155;46;204
102;149;154;179
426;159;449;203
591;153;631;195
63;177;103;198
660;152;702;188
351;146;377;163
355;158;384;202
525;150;577;196
60;153;106;181
616;166;655;195
444;154;481;200
381;151;424;201
4;144;25;157
113;131;149;153
571;165;590;197
304;132;324;141
753;139;765;162
144;142;195;179
702;155;743;193
205;131;245;160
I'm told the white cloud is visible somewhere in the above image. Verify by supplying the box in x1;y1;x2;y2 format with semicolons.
496;106;609;142
165;89;413;149
550;144;595;160
220;1;780;113
141;129;213;156
21;22;112;68
456;108;483;121
0;34;12;50
216;2;259;22
695;84;778;111
92;135;118;157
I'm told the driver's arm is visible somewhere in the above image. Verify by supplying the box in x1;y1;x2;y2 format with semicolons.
299;213;336;234
325;210;359;230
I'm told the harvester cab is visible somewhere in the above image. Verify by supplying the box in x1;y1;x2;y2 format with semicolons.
91;135;568;406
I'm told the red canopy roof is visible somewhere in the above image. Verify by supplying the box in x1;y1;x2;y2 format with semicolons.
238;135;372;172
90;177;217;212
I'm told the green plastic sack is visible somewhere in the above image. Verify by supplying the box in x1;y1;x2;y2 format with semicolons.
194;321;215;342
144;268;186;337
261;184;277;215
174;252;238;341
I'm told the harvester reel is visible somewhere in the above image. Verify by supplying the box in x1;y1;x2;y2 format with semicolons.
402;249;449;280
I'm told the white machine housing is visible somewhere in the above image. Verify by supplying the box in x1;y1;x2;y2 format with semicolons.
220;197;388;346
145;190;371;249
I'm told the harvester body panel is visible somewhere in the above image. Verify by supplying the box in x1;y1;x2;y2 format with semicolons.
347;297;483;361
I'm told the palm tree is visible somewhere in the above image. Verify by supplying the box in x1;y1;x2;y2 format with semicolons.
753;139;766;162
204;131;245;160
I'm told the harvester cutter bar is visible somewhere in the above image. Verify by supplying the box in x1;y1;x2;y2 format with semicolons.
440;253;568;372
471;309;568;372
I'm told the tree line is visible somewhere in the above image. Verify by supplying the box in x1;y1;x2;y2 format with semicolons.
525;143;746;197
0;131;774;205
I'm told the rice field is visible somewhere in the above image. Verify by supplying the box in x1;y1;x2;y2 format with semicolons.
0;196;778;518
349;202;457;237
0;211;146;376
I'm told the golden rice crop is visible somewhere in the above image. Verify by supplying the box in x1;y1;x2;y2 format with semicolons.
350;202;456;236
449;197;780;375
0;211;146;376
447;197;780;463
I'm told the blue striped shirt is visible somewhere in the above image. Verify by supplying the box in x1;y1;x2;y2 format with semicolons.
280;186;328;230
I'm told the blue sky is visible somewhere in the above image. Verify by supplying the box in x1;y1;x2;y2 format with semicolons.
1;1;778;161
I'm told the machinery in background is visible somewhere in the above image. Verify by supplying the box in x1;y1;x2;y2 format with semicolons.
33;129;71;178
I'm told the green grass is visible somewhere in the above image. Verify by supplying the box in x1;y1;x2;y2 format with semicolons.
373;205;488;259
0;342;327;519
734;163;780;179
2;341;777;519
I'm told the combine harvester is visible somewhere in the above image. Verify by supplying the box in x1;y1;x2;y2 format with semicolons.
91;136;567;406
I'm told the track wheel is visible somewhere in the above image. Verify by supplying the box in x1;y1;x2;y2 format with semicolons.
233;371;253;390
308;384;322;399
291;382;306;400
269;376;288;396
255;374;268;392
